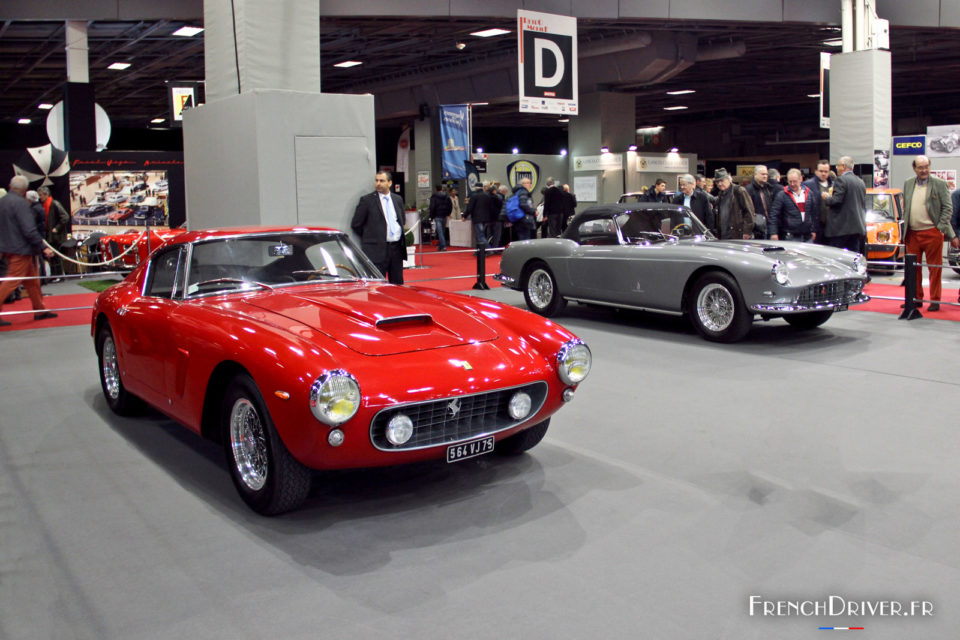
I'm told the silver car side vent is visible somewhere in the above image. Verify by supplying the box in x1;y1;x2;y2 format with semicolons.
375;314;432;327
763;246;786;252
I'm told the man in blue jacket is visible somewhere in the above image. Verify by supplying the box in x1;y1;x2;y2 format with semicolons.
769;169;818;242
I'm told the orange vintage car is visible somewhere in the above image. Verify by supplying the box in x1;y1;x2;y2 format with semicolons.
864;188;904;273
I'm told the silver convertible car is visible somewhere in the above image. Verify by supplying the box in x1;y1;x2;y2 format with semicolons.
495;203;870;342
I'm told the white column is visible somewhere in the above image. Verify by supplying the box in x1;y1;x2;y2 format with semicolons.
65;20;88;83
203;0;320;103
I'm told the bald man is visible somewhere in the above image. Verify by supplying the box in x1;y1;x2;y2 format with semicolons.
902;155;958;310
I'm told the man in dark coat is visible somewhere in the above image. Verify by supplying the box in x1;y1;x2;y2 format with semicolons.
427;185;452;251
769;169;818;242
0;176;57;326
541;177;566;238
464;183;496;248
712;169;754;240
644;179;669;203
745;165;778;239
802;159;832;243
351;171;407;284
671;174;714;231
822;155;867;253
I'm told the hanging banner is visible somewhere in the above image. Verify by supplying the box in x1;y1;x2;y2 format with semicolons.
464;161;481;192
518;10;578;115
395;126;410;174
439;104;470;179
819;52;830;129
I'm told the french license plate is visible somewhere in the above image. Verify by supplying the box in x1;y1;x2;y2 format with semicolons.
446;436;495;463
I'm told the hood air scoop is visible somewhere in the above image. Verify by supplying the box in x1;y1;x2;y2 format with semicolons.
375;313;432;327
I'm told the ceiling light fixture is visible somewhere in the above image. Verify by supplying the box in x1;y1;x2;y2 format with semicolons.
38;103;54;110
560;149;568;156
172;26;204;37
558;118;569;123
108;62;131;70
823;38;843;46
151;118;166;123
669;147;679;153
476;147;483;154
807;93;821;98
334;60;362;68
663;106;687;111
18;118;31;124
471;28;511;38
600;146;610;153
455;42;466;50
512;147;519;154
628;144;638;151
666;89;695;95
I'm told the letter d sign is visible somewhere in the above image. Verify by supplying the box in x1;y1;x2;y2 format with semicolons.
523;32;573;100
518;10;578;115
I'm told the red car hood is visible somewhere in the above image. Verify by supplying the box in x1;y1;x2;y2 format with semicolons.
242;283;499;356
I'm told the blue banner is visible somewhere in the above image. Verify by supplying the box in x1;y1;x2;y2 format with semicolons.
893;135;925;155
440;105;470;179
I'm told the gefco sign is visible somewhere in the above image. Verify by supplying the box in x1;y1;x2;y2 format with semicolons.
517;10;578;116
893;136;925;155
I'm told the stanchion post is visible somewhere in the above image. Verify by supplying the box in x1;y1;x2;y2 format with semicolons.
473;241;490;290
899;253;922;320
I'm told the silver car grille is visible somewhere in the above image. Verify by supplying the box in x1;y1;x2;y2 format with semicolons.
797;279;864;306
370;382;549;451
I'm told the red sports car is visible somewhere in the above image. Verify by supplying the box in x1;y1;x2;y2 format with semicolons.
100;227;187;268
92;227;591;515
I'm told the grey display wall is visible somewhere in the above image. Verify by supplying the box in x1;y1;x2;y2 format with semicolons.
183;90;376;232
889;138;960;192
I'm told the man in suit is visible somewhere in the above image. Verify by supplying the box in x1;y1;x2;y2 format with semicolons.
822;155;867;253
902;155;958;310
671;173;714;231
351;171;406;285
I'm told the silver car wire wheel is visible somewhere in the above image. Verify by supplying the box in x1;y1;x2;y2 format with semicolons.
229;398;268;491
527;268;554;310
101;335;121;401
696;282;736;332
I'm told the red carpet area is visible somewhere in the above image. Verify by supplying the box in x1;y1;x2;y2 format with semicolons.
859;281;960;319
0;292;97;332
4;252;958;333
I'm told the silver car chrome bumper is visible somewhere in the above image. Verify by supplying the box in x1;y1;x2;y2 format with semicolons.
493;273;515;285
751;293;870;313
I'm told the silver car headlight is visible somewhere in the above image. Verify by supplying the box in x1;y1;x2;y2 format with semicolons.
772;261;790;285
309;370;360;426
853;254;868;276
557;339;591;385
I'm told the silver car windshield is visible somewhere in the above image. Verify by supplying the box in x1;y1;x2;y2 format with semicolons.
184;232;382;297
616;208;711;242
